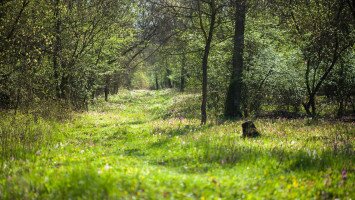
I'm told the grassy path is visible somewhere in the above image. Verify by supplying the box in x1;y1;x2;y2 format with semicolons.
1;90;354;199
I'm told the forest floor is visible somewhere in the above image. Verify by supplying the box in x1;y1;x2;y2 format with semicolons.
1;90;354;199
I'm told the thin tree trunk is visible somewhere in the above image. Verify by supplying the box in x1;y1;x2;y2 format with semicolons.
346;0;355;19
337;62;345;117
302;38;342;117
155;72;159;90
224;0;246;119
166;68;173;88
125;68;132;89
6;0;29;40
200;0;216;125
104;75;110;102
338;100;344;117
180;53;186;92
15;88;21;114
53;0;61;98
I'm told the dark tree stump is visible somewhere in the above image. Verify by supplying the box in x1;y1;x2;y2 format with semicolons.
242;121;260;138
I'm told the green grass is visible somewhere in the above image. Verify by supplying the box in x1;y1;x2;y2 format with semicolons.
1;90;354;199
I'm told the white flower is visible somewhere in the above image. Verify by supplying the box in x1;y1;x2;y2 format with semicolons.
307;149;312;157
313;150;317;159
104;163;111;170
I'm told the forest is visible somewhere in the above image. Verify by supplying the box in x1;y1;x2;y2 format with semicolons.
0;0;354;199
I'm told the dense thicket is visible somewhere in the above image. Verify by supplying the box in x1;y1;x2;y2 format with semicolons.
0;0;138;111
0;0;354;121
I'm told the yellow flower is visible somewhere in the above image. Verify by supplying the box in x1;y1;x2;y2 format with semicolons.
292;179;298;188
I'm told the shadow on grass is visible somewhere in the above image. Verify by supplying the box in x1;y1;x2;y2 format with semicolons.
149;138;171;148
257;110;305;119
121;116;162;126
149;144;353;174
124;148;146;157
151;124;212;137
145;123;353;174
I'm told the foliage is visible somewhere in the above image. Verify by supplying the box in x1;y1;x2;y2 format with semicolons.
0;0;137;110
1;0;354;198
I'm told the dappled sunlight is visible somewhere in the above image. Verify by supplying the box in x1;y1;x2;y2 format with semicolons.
1;0;354;197
1;90;354;199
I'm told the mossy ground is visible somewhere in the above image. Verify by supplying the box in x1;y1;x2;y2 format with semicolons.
1;90;354;199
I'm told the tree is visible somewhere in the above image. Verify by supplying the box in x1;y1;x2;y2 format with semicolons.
0;0;137;110
284;0;354;116
197;0;218;124
224;0;246;119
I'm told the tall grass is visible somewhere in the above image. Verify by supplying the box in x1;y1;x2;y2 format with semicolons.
0;113;54;160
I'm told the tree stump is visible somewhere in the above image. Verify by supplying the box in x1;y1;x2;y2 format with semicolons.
242;121;260;138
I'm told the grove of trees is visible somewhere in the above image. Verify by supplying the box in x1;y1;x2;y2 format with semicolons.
1;0;354;123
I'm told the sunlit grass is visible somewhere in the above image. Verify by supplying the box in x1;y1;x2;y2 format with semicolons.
0;90;354;199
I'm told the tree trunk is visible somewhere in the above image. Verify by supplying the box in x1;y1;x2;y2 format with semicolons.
155;72;159;90
337;62;345;118
15;88;21;114
224;0;246;119
303;94;316;117
125;67;132;89
351;96;355;114
53;0;61;99
180;53;186;92
59;71;67;99
166;68;173;88
104;75;110;102
338;99;344;117
347;0;355;19
200;0;216;125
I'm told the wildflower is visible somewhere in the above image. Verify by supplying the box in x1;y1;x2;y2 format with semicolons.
307;149;312;157
342;169;347;181
292;178;298;188
313;150;317;159
104;163;111;170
